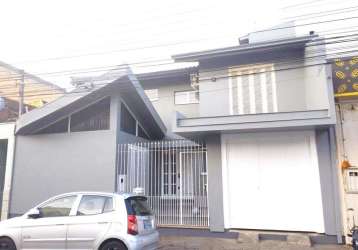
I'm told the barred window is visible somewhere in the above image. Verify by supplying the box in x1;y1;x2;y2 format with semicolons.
70;97;110;132
120;104;136;135
144;89;159;102
36;117;69;134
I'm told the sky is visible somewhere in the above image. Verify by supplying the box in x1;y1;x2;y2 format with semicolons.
0;0;357;89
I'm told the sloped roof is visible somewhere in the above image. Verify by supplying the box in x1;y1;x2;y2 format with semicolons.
173;35;318;62
16;66;166;138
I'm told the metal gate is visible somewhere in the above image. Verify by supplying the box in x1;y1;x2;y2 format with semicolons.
117;140;209;228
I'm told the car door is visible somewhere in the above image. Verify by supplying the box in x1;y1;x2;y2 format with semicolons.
66;195;113;250
21;195;78;250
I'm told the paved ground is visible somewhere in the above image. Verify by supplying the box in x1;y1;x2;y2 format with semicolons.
159;236;351;250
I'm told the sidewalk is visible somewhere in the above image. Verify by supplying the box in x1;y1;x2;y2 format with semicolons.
159;236;350;250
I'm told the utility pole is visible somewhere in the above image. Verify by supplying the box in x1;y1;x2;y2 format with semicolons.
18;70;25;117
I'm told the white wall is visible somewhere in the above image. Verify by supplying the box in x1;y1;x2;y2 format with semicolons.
336;102;358;235
0;123;15;220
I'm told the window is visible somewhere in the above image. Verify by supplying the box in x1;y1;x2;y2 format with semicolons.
39;196;77;218
77;195;113;216
36;117;69;134
120;103;150;139
162;150;177;196
144;89;159;102
125;196;152;216
137;125;149;139
174;90;199;105
70;97;110;132
120;104;136;135
346;169;358;193
229;64;277;115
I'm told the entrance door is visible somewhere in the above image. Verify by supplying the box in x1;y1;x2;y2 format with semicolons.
223;131;325;232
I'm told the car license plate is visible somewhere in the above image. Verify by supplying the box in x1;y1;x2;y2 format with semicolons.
144;220;152;229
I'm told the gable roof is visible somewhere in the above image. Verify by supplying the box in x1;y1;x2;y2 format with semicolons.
172;35;318;62
15;66;166;139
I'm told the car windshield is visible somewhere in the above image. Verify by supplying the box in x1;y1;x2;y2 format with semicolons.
125;196;153;216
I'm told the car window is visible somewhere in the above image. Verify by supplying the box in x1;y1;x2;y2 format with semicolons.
39;196;77;218
77;195;113;216
103;197;114;213
125;196;153;216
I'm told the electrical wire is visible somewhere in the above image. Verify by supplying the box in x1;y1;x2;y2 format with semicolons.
5;15;358;66
1;31;357;81
1;47;357;101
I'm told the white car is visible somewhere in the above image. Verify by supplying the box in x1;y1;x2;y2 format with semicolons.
0;192;159;250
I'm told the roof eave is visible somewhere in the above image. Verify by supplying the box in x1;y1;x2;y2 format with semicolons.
173;35;317;62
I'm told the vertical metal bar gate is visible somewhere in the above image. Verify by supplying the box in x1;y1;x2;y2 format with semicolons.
117;140;209;228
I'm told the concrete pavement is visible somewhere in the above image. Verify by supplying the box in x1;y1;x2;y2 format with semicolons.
159;236;350;250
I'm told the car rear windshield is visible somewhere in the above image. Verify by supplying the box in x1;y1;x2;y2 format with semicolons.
125;196;153;216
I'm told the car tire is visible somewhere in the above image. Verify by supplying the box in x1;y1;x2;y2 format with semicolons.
0;237;16;250
100;240;127;250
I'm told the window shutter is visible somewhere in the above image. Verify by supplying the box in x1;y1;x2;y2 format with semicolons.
230;65;277;115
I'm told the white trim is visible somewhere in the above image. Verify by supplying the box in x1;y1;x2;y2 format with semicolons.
237;75;244;115
0;123;15;220
248;70;256;114
228;77;233;115
260;69;268;113
174;90;199;105
271;66;278;112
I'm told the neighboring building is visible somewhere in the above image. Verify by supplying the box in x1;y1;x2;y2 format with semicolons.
0;61;64;220
331;56;358;238
8;28;343;242
0;61;64;108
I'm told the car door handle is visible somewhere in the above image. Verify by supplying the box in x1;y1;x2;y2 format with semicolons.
97;222;108;224
55;224;65;226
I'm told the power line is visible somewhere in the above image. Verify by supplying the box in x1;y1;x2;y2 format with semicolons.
2;47;357;101
284;5;358;20
286;7;358;22
0;31;357;81
5;15;358;66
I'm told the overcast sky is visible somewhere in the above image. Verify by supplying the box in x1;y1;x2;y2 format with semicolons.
0;0;357;88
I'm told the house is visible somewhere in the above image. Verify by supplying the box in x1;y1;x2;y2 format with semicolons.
330;55;358;238
138;28;341;241
8;27;343;242
0;61;64;220
0;61;64;108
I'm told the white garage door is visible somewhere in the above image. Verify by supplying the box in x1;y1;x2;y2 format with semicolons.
222;131;325;232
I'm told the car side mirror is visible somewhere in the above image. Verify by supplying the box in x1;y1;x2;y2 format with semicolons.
27;208;41;219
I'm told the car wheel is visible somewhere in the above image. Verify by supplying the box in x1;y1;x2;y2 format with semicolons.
0;238;16;250
100;240;127;250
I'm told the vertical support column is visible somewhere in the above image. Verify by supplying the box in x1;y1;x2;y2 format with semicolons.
206;134;225;232
316;128;343;243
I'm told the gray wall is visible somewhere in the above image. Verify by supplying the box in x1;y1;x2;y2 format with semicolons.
9;94;153;215
316;128;342;239
10;130;117;215
197;48;330;118
206;134;225;232
142;81;199;136
199;69;231;117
